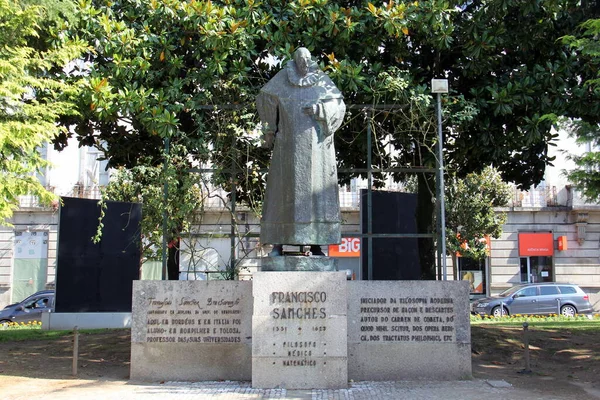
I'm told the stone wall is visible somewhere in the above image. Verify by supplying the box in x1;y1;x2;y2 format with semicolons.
130;277;471;387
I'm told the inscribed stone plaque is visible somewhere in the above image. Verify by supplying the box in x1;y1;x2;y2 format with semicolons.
130;280;252;381
347;280;471;381
252;271;347;389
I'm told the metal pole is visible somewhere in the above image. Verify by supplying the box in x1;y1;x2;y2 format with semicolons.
437;93;447;280
522;322;531;373
161;137;170;280
230;136;236;278
367;111;373;281
72;326;79;376
557;298;561;315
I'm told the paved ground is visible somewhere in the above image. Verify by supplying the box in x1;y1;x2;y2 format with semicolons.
3;379;587;400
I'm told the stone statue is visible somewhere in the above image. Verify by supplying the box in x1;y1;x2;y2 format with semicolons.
257;47;346;256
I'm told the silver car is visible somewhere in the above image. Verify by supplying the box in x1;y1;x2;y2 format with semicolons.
0;290;54;326
471;283;593;317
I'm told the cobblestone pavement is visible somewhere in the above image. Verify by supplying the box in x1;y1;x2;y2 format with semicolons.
4;380;580;400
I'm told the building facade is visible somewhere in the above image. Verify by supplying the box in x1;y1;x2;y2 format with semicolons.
1;131;599;309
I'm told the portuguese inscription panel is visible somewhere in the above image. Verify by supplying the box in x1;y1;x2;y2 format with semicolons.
347;280;471;381
130;280;252;381
143;295;245;344
356;295;456;344
132;281;251;344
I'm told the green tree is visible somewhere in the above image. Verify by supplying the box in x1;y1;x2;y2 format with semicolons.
561;19;600;201
445;166;511;280
100;142;257;280
61;0;599;279
0;0;85;225
99;143;212;279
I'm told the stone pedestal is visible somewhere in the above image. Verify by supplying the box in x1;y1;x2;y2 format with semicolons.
261;256;338;271
252;271;348;389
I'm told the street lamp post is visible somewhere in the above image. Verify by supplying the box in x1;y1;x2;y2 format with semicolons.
432;79;448;281
161;137;170;280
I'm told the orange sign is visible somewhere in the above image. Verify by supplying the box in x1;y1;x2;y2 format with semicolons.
518;232;554;256
328;238;360;257
558;235;568;251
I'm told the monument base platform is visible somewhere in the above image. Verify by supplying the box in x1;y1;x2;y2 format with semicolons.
260;256;338;271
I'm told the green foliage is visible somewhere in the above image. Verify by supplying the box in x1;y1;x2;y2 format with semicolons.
561;19;600;202
566;150;600;202
563;119;600;202
446;166;511;261
0;0;86;225
99;144;205;262
562;19;600;88
61;0;600;188
57;0;600;278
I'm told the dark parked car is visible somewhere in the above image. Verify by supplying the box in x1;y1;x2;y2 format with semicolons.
0;290;54;326
471;283;593;317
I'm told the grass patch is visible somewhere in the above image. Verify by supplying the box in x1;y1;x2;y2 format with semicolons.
524;321;600;330
472;320;600;330
0;328;73;342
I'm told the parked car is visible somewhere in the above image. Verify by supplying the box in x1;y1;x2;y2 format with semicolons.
471;283;593;317
0;290;55;326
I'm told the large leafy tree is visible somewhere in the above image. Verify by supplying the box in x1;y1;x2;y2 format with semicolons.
61;0;600;279
0;0;85;225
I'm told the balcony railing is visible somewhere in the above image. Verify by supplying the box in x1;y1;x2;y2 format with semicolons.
17;183;563;211
510;186;559;207
17;185;103;209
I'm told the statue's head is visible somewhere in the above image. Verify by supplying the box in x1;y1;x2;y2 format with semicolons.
293;47;312;77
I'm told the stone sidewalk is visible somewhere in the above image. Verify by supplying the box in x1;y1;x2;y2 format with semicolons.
4;380;579;400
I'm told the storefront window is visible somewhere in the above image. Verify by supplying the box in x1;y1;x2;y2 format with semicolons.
458;257;486;295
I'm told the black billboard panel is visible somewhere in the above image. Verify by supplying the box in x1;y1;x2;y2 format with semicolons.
55;197;141;312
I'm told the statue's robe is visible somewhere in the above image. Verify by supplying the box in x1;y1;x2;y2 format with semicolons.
257;61;345;245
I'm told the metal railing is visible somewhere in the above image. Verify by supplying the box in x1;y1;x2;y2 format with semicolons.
510;186;559;207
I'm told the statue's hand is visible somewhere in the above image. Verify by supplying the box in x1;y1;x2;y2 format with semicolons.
302;104;318;116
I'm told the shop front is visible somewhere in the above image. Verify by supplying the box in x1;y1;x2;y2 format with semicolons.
518;232;554;283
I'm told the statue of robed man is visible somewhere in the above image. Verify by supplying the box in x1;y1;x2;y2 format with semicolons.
257;48;346;254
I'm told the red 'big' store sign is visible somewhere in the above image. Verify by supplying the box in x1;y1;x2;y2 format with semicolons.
328;238;360;257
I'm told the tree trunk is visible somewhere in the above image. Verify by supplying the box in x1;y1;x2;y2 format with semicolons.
167;238;180;280
451;253;458;281
417;173;436;280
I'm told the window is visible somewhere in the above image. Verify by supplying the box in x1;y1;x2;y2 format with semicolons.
34;298;49;308
520;256;553;283
23;299;37;309
539;286;559;295
516;287;537;297
458;257;486;295
558;286;577;294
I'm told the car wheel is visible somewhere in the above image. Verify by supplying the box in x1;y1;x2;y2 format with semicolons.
0;319;11;327
560;304;577;317
491;306;508;317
